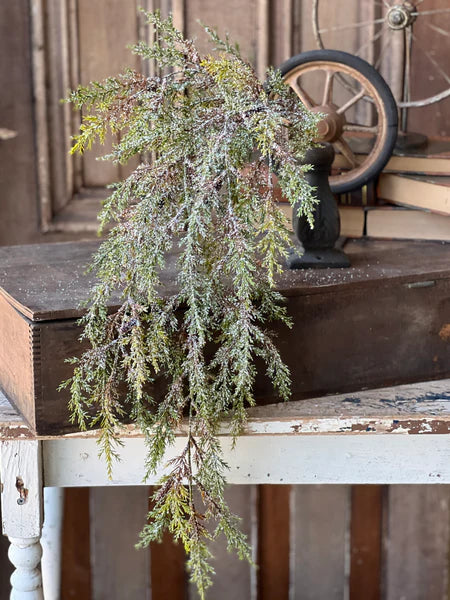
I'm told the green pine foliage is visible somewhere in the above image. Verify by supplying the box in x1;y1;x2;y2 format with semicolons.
62;11;320;598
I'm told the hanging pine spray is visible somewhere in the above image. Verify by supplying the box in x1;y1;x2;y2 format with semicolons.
62;11;320;598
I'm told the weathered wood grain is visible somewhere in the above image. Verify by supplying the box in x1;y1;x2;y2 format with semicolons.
384;485;450;600
77;0;140;186
188;486;257;599
0;1;41;244
149;485;187;600
42;434;450;488
350;485;383;600
290;485;350;599
0;296;35;431
0;239;449;434
90;487;151;600
186;0;258;65
61;488;92;600
258;485;290;600
0;440;42;539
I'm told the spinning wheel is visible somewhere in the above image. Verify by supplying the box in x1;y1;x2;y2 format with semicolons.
279;50;398;194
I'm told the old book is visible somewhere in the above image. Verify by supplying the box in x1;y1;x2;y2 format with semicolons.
278;203;365;238
377;174;450;216
333;136;450;175
366;207;450;241
1;240;449;434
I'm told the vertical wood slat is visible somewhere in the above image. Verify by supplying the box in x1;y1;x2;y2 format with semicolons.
290;485;351;600
77;0;141;186
60;488;92;599
185;0;258;65
384;485;450;600
256;0;269;80
30;0;52;230
349;485;383;600
149;486;187;600
269;0;293;69
258;485;290;600
68;0;83;193
187;486;258;600
45;0;73;214
90;487;151;600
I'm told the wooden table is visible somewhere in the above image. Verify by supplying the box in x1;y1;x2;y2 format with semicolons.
1;379;450;598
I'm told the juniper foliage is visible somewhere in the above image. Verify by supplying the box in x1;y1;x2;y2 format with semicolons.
63;11;320;598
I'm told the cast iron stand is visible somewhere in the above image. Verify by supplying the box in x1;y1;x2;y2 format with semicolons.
287;143;350;269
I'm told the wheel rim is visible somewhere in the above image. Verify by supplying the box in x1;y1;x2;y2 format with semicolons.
312;0;450;109
283;60;390;190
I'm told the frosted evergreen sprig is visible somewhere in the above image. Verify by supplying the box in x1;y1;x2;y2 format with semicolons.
63;10;319;598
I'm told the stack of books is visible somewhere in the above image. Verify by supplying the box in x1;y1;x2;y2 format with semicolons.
332;136;449;241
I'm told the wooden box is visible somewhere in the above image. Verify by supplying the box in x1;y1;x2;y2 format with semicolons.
0;240;449;435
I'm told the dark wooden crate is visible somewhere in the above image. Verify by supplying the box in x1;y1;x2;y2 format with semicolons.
0;239;449;435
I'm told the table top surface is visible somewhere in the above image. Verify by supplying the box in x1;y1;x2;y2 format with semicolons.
0;239;449;321
1;378;449;441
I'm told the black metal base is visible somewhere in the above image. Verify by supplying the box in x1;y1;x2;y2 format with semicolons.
287;245;351;269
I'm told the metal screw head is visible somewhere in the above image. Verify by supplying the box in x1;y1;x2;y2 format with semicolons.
17;497;25;506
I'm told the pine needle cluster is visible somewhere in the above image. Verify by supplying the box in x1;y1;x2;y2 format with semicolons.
62;11;319;598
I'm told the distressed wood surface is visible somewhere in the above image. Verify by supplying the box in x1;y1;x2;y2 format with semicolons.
350;486;383;600
41;487;64;600
188;486;257;599
149;485;187;600
0;239;448;435
290;486;350;599
90;487;151;600
2;380;450;441
1;239;449;322
384;486;450;600
60;488;91;600
0;1;41;245
77;0;140;186
42;435;450;487
0;440;42;539
258;485;290;600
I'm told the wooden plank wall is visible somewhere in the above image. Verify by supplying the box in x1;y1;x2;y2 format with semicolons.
55;484;450;600
2;0;448;241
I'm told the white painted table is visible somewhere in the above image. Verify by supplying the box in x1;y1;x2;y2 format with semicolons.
1;379;450;598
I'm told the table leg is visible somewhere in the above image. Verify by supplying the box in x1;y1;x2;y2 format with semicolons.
0;440;43;599
8;536;43;599
41;487;64;599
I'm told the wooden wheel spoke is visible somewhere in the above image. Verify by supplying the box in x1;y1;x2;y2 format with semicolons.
343;123;378;134
336;89;366;115
287;78;315;109
334;138;358;168
322;70;334;105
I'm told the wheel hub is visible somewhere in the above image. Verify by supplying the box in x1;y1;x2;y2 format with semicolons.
311;104;345;143
386;3;416;30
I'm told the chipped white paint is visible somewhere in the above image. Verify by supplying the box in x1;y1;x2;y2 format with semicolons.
0;440;42;538
1;440;43;598
42;435;450;487
41;487;64;600
8;536;43;599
